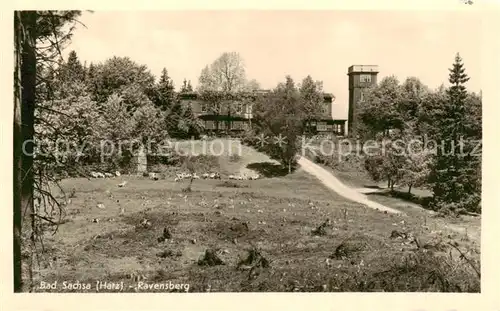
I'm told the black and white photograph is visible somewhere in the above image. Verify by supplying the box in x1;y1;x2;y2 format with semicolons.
4;1;500;310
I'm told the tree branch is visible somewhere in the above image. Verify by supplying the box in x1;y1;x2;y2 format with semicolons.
447;242;480;279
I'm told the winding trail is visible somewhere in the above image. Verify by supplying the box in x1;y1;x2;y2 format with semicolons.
297;156;481;244
297;156;403;215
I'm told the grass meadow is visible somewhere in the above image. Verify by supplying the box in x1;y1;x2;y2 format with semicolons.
32;140;481;292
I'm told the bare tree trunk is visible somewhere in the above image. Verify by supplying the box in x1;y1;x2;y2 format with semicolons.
288;155;296;174
227;102;232;136
22;12;37;293
215;105;220;136
408;184;412;194
14;10;37;293
13;10;24;293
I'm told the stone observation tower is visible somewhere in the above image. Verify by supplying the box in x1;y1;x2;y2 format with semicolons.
347;65;379;135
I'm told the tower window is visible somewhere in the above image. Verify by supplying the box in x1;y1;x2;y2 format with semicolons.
360;74;372;83
236;103;243;113
322;104;329;115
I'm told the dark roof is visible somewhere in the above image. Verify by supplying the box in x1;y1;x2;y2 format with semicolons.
179;89;335;101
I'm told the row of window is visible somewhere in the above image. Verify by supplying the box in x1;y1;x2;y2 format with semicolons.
200;103;250;114
199;120;344;133
203;120;249;130
315;123;344;133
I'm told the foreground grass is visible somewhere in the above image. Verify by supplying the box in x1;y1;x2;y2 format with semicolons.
33;167;480;293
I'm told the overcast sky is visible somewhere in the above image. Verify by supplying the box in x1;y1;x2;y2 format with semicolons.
64;10;482;119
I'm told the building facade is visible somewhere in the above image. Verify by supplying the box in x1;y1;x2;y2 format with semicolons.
347;65;379;135
178;92;255;132
178;65;381;137
304;93;346;136
179;90;347;136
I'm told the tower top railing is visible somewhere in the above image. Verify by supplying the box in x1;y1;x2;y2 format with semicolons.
347;65;379;74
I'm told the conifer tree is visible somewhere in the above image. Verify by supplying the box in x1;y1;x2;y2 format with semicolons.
55;50;86;98
429;53;481;214
14;9;83;293
180;78;188;92
61;50;85;82
153;68;175;110
180;78;193;93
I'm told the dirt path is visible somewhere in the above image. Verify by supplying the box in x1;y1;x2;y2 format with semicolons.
297;156;481;244
297;156;403;215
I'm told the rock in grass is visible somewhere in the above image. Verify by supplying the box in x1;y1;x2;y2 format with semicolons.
163;227;172;239
138;218;151;229
238;248;270;269
157;249;174;258
390;230;407;239
156;249;182;258
157;227;171;243
198;249;224;266
331;240;367;260
230;222;249;236
312;218;331;236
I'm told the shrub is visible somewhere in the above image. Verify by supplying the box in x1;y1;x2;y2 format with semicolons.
359;250;480;292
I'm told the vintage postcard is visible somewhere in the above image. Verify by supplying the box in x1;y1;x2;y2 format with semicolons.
2;1;500;310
